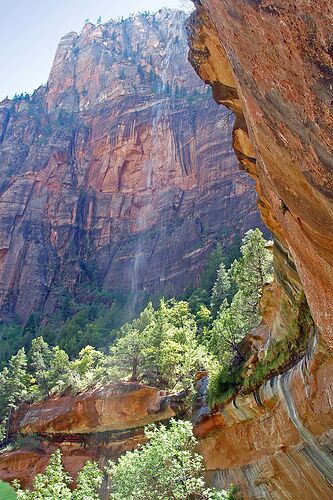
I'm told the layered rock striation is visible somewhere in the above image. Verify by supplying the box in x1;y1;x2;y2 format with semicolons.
188;1;333;498
0;9;262;321
194;328;333;498
0;383;184;488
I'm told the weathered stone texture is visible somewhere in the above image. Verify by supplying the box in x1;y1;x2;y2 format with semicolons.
187;1;333;497
0;383;183;488
0;9;262;321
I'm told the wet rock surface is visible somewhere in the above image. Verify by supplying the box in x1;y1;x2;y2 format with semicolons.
187;1;333;497
194;339;333;499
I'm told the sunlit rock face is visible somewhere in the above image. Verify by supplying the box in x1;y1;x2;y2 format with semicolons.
0;383;184;488
187;1;333;497
0;9;262;321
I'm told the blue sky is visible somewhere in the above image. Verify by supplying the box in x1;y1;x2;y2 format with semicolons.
0;0;188;100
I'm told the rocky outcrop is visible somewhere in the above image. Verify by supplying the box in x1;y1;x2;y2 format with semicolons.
0;9;263;322
194;337;333;499
0;383;184;487
11;383;179;435
188;1;333;497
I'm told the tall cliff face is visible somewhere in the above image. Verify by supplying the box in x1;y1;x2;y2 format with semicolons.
188;1;333;498
188;0;333;343
0;9;262;322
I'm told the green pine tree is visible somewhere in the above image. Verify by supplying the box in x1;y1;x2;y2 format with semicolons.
210;262;231;315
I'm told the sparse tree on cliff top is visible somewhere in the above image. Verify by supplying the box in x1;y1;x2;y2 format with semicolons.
108;300;212;393
109;327;143;382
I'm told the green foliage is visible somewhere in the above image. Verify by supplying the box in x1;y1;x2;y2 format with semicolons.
207;299;248;364
0;322;23;369
200;245;224;293
0;480;17;499
0;287;127;369
28;337;72;398
210;262;231;315
14;449;72;499
206;229;273;406
0;349;30;441
195;304;212;335
207;230;272;362
230;228;273;322
187;288;210;313
14;450;103;500
108;300;212;393
108;419;234;500
207;364;243;408
21;315;38;349
72;461;103;500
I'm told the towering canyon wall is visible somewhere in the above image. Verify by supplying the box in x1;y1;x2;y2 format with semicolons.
188;1;333;498
0;9;262;322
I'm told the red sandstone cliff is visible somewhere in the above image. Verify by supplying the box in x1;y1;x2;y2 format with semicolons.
0;9;262;322
187;1;333;498
0;383;184;488
2;4;331;498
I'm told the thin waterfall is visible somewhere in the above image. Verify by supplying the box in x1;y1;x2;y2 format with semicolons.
129;12;184;317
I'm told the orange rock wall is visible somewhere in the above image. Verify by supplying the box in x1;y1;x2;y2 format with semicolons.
188;0;333;347
0;383;181;488
11;383;176;435
187;1;333;497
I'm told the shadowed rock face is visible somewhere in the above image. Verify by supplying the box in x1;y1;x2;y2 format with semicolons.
187;1;333;497
188;0;333;346
0;383;184;488
0;9;262;321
